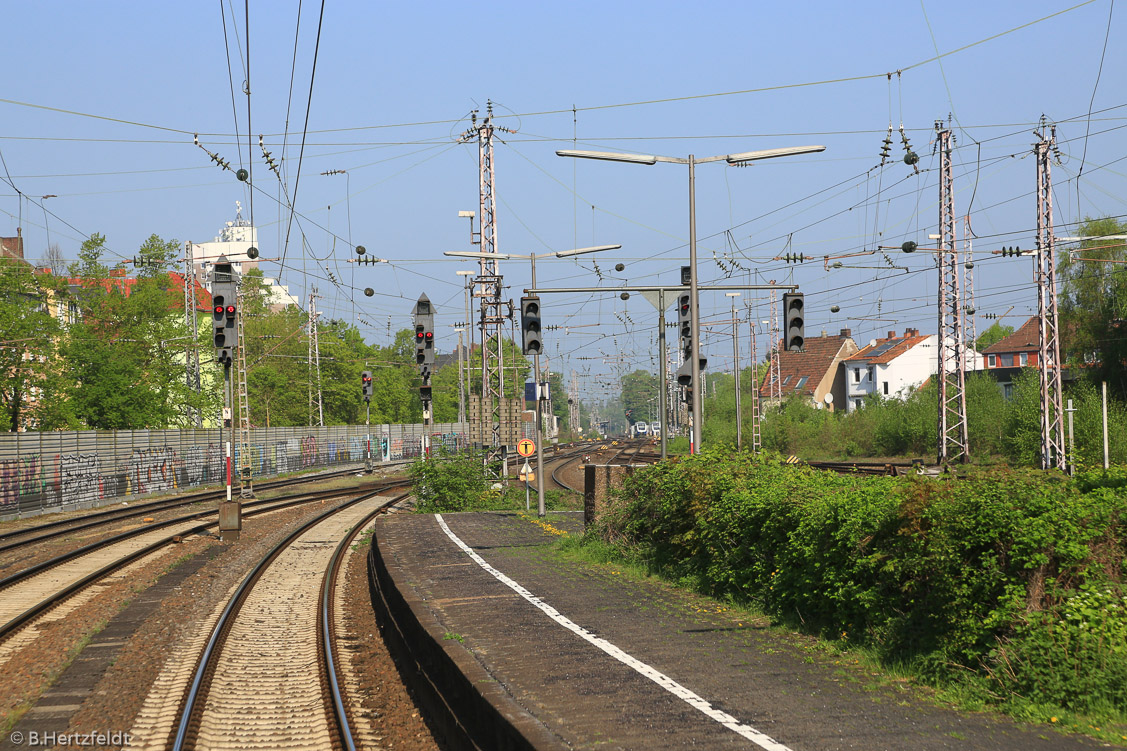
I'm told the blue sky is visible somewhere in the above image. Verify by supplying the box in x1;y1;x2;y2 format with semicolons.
2;1;1124;405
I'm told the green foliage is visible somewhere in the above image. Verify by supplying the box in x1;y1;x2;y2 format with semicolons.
975;322;1015;353
408;452;494;513
592;451;1127;718
0;258;68;430
61;233;209;429
708;365;1125;468
620;369;658;424
1059;216;1127;396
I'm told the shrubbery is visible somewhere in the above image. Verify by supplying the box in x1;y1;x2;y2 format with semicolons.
711;370;1127;466
408;452;579;512
592;449;1127;719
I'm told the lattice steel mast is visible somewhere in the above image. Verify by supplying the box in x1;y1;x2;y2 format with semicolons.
235;286;253;497
459;103;509;468
1035;125;1066;470
308;291;324;427
936;124;969;464
749;310;762;452
182;242;203;428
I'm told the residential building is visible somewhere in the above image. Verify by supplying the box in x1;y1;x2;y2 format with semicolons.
760;329;859;411
1;232;24;261
842;328;987;412
982;316;1039;370
979;317;1069;399
193;204;300;310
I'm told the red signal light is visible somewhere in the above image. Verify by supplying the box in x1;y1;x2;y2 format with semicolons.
214;305;224;315
225;305;236;314
425;332;433;340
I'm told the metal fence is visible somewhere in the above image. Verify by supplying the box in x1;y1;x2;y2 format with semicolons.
0;422;473;520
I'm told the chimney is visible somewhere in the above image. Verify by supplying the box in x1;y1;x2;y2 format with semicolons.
821;330;827;337
839;328;851;337
888;331;896;340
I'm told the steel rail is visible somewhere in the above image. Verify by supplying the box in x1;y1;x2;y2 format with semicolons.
0;481;402;643
319;491;410;751
0;464;380;548
170;486;407;750
0;483;385;591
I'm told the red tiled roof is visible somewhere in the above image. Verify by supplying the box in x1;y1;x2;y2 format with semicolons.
760;333;856;396
983;316;1039;355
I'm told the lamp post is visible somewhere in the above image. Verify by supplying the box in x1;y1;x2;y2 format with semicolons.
446;244;620;516
558;145;825;452
455;270;475;429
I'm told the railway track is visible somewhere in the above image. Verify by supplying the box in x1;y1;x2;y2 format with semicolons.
165;488;407;750
0;463;409;554
0;480;403;648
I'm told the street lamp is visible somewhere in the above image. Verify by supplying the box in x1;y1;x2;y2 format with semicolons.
558;144;824;452
455;269;475;428
446;244;621;516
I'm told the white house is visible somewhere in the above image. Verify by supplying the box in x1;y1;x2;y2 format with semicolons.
842;329;985;412
193;204;301;311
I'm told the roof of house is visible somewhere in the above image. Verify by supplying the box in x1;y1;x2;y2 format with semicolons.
983;316;1039;355
844;328;930;365
760;330;857;397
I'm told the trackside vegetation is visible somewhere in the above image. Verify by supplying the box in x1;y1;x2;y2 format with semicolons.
589;449;1127;735
408;452;578;513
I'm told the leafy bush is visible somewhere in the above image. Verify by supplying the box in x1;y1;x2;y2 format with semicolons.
409;453;582;512
408;452;494;513
591;449;1127;717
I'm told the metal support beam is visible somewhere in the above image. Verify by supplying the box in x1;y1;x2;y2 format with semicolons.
1036;127;1066;470
936;126;969;464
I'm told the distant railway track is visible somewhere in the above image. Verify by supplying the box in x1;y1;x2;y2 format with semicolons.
0;463;411;554
0;479;405;645
169;488;408;750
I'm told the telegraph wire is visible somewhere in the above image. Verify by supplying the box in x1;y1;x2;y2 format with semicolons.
279;0;326;279
1076;0;1116;216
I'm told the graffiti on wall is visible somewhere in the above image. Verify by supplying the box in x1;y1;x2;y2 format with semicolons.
61;453;100;506
1;426;470;517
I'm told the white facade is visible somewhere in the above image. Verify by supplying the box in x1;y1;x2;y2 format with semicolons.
844;334;985;412
194;204;300;310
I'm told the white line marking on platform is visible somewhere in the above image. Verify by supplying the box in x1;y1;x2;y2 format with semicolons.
434;514;792;751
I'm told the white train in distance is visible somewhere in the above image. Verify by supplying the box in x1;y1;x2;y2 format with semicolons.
629;422;661;439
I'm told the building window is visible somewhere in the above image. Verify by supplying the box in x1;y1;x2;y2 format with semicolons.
781;375;791;386
1003;383;1014;401
854;399;863;411
988;354;996;367
1020;352;1028;366
853;367;860;383
794;376;808;390
1001;354;1014;367
868;366;875;383
883;381;889;395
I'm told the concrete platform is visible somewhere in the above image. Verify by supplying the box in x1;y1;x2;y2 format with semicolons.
370;511;1105;751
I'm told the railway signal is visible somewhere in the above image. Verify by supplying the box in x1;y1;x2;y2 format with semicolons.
412;295;435;439
783;292;805;352
361;370;373;403
413;294;435;367
212;256;237;367
520;296;542;355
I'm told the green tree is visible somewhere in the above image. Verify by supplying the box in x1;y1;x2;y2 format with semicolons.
620;369;658;423
1059;216;1127;395
62;234;207;429
0;258;69;430
975;321;1014;353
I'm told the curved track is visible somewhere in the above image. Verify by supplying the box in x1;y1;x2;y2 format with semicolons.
170;489;406;750
0;480;402;645
0;464;407;554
